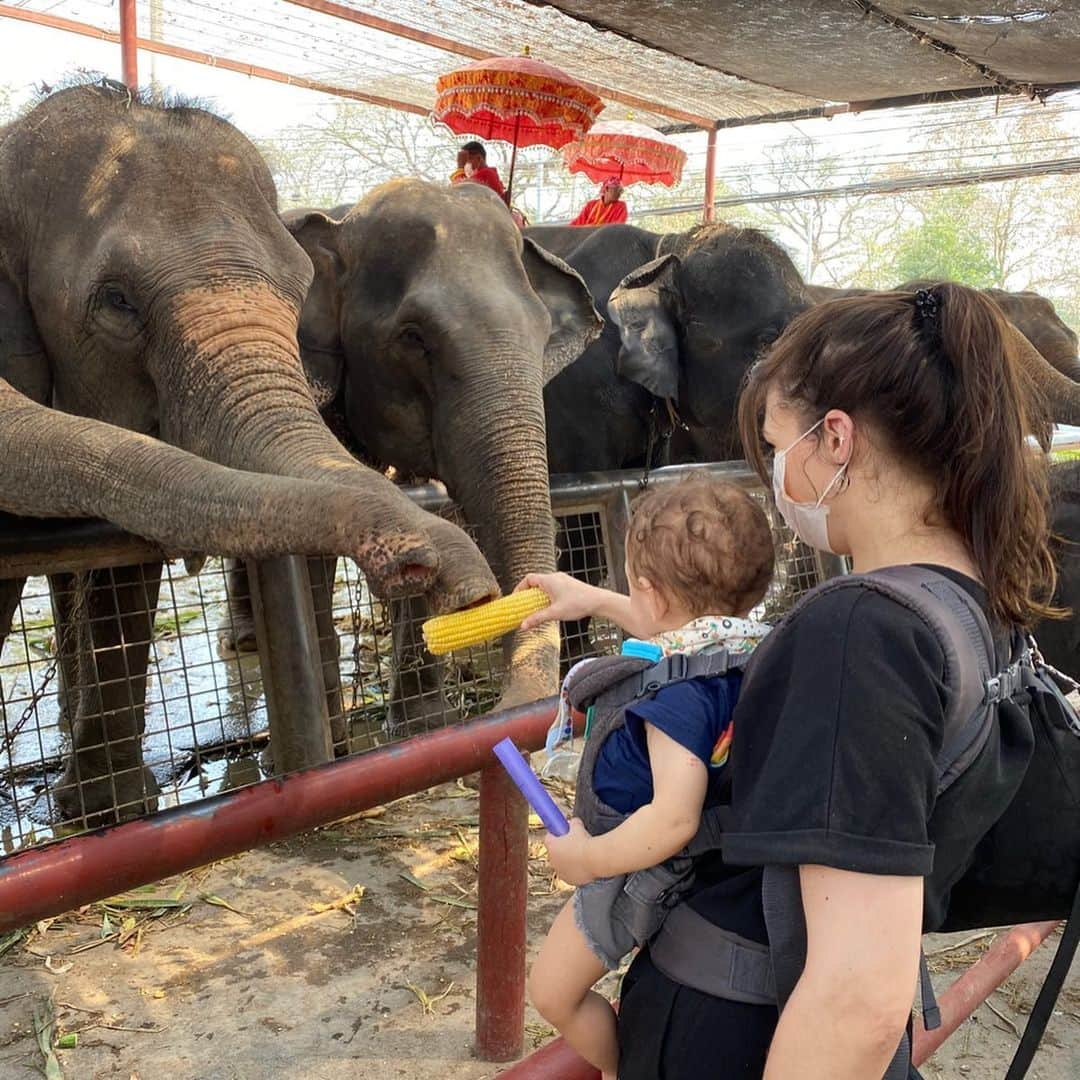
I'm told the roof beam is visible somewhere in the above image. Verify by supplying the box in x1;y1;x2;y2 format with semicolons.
852;1;1044;99
281;0;716;128
0;3;430;116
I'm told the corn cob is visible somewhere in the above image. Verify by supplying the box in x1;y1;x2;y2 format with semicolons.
422;588;551;655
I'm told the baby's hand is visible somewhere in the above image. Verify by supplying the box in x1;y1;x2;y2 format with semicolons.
514;573;598;631
543;817;597;886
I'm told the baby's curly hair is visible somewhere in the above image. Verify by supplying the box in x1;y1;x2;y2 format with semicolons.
626;477;775;617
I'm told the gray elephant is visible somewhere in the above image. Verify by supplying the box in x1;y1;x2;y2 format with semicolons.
0;84;496;822
806;282;1080;382
527;223;810;472
275;180;600;727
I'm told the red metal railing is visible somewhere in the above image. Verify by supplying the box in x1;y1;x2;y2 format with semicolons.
0;697;557;1060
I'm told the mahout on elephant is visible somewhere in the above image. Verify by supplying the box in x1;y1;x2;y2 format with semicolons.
0;83;496;823
225;179;601;732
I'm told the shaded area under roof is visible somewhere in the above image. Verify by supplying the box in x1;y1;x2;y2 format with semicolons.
537;1;1080;114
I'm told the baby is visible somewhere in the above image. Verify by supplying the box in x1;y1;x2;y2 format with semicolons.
516;476;775;1080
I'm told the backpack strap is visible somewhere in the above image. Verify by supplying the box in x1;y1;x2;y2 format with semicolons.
1004;873;1080;1079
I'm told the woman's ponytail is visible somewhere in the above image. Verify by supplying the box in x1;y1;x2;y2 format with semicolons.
931;283;1057;626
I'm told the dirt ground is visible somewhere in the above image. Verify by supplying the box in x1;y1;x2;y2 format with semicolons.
1;781;1076;1080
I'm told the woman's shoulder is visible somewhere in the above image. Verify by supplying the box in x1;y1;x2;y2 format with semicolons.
764;576;949;670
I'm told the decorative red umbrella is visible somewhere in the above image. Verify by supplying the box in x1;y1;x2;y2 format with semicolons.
433;54;603;202
561;119;688;187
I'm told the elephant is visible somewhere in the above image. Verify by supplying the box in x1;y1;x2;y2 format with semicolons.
0;83;496;823
527;222;811;473
1039;458;1080;679
806;282;1080;383
270;180;600;731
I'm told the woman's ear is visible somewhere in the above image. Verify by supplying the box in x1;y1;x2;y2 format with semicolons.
822;409;855;464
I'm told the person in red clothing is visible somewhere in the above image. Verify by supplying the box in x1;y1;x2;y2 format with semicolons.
453;141;507;201
571;178;628;227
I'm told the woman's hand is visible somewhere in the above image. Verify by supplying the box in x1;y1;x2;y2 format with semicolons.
514;572;603;631
544;817;598;886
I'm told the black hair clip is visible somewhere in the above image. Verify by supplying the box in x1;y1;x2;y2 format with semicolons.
914;289;939;321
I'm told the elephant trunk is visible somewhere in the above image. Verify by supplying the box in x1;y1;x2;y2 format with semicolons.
439;359;560;703
1014;329;1080;430
155;285;497;610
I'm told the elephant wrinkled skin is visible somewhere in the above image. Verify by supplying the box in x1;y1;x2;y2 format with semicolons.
0;86;496;822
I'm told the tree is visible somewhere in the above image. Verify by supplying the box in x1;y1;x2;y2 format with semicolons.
892;188;1001;287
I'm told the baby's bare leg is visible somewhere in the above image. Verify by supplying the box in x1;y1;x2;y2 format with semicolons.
528;899;618;1079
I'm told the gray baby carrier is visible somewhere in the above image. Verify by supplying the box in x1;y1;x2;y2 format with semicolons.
646;565;1080;1080
565;647;752;970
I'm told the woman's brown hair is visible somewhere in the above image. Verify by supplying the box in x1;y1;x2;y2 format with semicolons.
737;283;1057;628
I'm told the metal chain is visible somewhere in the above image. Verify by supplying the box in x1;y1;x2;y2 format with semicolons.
1;575;89;760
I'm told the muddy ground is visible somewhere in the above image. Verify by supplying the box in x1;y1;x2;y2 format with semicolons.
1;781;1077;1080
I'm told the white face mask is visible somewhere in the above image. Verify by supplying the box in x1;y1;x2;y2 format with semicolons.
772;419;848;553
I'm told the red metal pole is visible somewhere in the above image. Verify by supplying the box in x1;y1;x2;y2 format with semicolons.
0;697;557;933
912;921;1060;1066
119;0;138;89
703;128;718;224
475;761;530;1060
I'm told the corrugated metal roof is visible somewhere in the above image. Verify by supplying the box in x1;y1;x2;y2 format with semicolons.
8;1;1080;128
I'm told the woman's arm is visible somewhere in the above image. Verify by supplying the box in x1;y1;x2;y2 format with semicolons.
514;571;657;639
544;724;708;884
763;866;923;1079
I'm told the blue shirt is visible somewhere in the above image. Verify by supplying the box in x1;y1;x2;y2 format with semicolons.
592;672;742;815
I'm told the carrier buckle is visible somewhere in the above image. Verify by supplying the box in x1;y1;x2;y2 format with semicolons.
639;652;688;696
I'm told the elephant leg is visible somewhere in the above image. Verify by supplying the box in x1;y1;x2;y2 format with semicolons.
48;572;88;729
0;576;23;651
307;555;347;754
53;561;163;825
385;593;455;738
220;557;258;653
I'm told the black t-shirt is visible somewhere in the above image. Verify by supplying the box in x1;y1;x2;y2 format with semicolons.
722;565;1029;929
617;566;1033;1078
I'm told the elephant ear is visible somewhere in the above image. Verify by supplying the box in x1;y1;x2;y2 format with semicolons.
0;263;51;405
521;237;603;383
283;210;347;409
608;254;681;402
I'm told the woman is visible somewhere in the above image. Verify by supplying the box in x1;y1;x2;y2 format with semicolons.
532;285;1055;1077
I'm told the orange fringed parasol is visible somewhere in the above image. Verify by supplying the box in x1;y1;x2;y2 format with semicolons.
561;119;688;187
433;54;603;201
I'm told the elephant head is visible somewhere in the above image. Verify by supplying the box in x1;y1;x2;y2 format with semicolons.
0;85;496;611
974;288;1077;382
285;179;601;703
606;224;809;459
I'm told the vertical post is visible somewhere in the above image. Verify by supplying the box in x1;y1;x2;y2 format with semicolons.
475;761;529;1061
248;555;334;773
119;0;139;89
703;127;717;224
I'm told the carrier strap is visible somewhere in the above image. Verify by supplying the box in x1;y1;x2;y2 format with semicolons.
1005;873;1080;1080
649;903;776;1006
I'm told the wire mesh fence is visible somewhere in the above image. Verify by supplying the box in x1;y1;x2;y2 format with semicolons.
0;464;828;855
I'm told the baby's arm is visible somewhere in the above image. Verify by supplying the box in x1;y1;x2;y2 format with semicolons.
546;725;708;885
513;571;656;639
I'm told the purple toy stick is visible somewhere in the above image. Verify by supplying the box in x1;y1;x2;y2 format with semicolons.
492;737;570;837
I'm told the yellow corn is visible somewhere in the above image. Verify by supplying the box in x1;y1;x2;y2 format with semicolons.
421;588;551;655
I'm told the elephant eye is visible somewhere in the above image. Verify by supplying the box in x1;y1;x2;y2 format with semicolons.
104;286;136;315
398;325;426;352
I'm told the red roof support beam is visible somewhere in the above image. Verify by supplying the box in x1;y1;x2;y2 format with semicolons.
281;0;715;129
0;3;430;116
119;0;138;89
